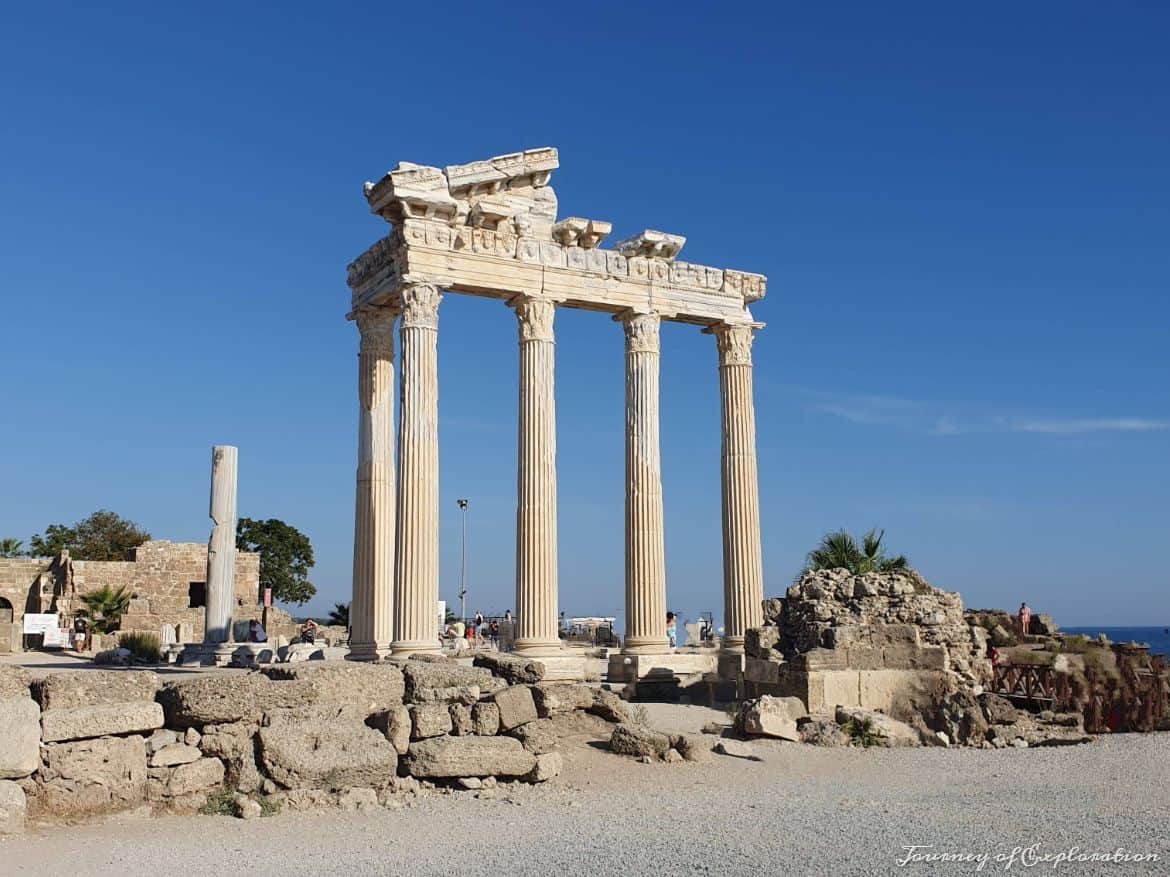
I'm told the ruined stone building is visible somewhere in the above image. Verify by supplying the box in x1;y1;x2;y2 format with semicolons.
0;541;259;651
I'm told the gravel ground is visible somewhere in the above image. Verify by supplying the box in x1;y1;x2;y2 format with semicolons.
4;706;1168;877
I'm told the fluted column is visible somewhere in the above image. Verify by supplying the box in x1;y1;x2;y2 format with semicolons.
511;295;561;655
620;312;669;654
204;445;238;645
348;305;397;660
391;283;442;656
710;322;764;653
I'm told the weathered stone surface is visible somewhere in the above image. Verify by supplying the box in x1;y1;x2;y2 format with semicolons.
588;688;631;723
158;674;311;728
798;718;851;747
33;735;147;816
32;670;159;710
471;701;500;736
0;780;25;834
609;723;671;759
403;736;536;779
402;659;491;701
258;720;397;791
980;693;1019;725
493;685;538;731
473;653;545;684
184;727;201;747
671;734;713;763
167;757;225;796
835;706;920;747
0;666;32;701
234;792;262;820
739;695;806;741
338;786;379;812
147;729;181;754
149;743;202;768
262;662;404;715
745;624;780;658
410;703;453;739
198;721;262;792
411;685;480;705
531;682;593;716
0;697;40;779
526;751;562;782
713;739;763;761
375;706;412;754
41;701;164;743
449;703;474;736
509;719;558;754
259;720;395;792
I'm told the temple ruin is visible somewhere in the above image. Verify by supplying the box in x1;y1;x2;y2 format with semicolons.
345;147;769;678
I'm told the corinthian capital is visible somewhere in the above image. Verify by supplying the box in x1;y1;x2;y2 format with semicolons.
710;322;757;366
399;283;442;329
354;305;398;355
620;311;661;354
511;295;556;343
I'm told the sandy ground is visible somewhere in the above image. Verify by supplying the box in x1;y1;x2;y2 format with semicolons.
4;703;1168;877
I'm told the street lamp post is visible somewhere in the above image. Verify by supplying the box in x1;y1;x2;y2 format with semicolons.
457;498;469;623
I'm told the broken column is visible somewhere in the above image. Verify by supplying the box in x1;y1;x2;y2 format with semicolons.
204;445;238;645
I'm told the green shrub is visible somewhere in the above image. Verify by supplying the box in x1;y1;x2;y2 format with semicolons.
843;717;881;747
119;631;162;662
199;788;236;817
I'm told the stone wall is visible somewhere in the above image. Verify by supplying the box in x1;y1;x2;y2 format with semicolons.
0;558;53;653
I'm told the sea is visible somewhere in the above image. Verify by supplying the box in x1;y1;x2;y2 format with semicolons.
1063;626;1170;657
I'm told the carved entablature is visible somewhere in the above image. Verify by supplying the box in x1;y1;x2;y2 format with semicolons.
350;147;768;326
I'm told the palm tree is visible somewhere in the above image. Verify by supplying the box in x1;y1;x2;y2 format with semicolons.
0;538;26;557
327;602;350;627
75;585;132;635
803;529;908;577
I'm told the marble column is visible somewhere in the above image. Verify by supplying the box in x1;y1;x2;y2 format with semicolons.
391;283;442;656
619;311;669;654
204;445;238;645
348;305;398;660
511;295;561;655
710;323;764;653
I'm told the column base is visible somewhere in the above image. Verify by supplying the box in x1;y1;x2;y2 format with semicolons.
530;653;590;681
179;642;237;667
608;651;719;683
391;640;441;658
513;639;563;657
622;637;671;655
346;643;391;662
717;650;746;681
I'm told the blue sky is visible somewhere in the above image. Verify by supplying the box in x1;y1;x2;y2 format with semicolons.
2;2;1167;627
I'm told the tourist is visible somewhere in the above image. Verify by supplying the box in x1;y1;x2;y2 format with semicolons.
248;619;268;643
490;619;500;648
1018;602;1033;636
474;609;484;628
301;618;318;644
466;623;476;649
666;612;677;648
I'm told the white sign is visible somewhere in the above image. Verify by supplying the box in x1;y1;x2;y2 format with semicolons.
23;613;59;635
42;627;69;648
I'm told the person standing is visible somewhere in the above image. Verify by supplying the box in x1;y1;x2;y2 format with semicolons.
666;612;677;648
1017;602;1033;636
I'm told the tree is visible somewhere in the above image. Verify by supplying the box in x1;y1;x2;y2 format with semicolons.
803;529;908;577
236;517;316;605
327;602;350;627
29;510;150;561
76;585;132;635
0;538;25;557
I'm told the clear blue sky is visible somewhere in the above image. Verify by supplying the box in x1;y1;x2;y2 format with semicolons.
2;2;1167;628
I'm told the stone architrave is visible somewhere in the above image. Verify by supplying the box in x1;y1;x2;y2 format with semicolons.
203;445;238;645
391;283;442;655
510;295;561;656
708;323;765;652
349;305;398;660
619;311;669;654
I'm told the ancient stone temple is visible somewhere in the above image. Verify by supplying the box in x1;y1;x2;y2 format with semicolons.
346;147;768;677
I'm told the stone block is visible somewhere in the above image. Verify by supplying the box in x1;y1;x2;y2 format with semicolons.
158;674;312;728
409;703;452;739
744;624;780;658
867;624;920;647
410;685;480;705
449;703;474;736
609;723;671;759
526;751;562;783
909;645;947;670
473;653;545;684
0;666;32;701
198;721;263;792
149;743;202;768
744;656;781;685
834;706;920;747
401;662;492;702
403;736;536;779
846;645;885;670
671;734;713;763
34;735;147;816
0;697;40;779
33;670;159;710
375;705;412;753
41;701;164;743
471;701;500;736
508;719;558;754
587;688;631;724
167;757;225;796
739;695;806;741
261;662;404;715
531;682;593;716
492;685;538;731
797;648;848;671
258;720;397;791
0;780;26;835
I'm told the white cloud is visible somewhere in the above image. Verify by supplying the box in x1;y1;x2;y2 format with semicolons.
1010;418;1169;434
